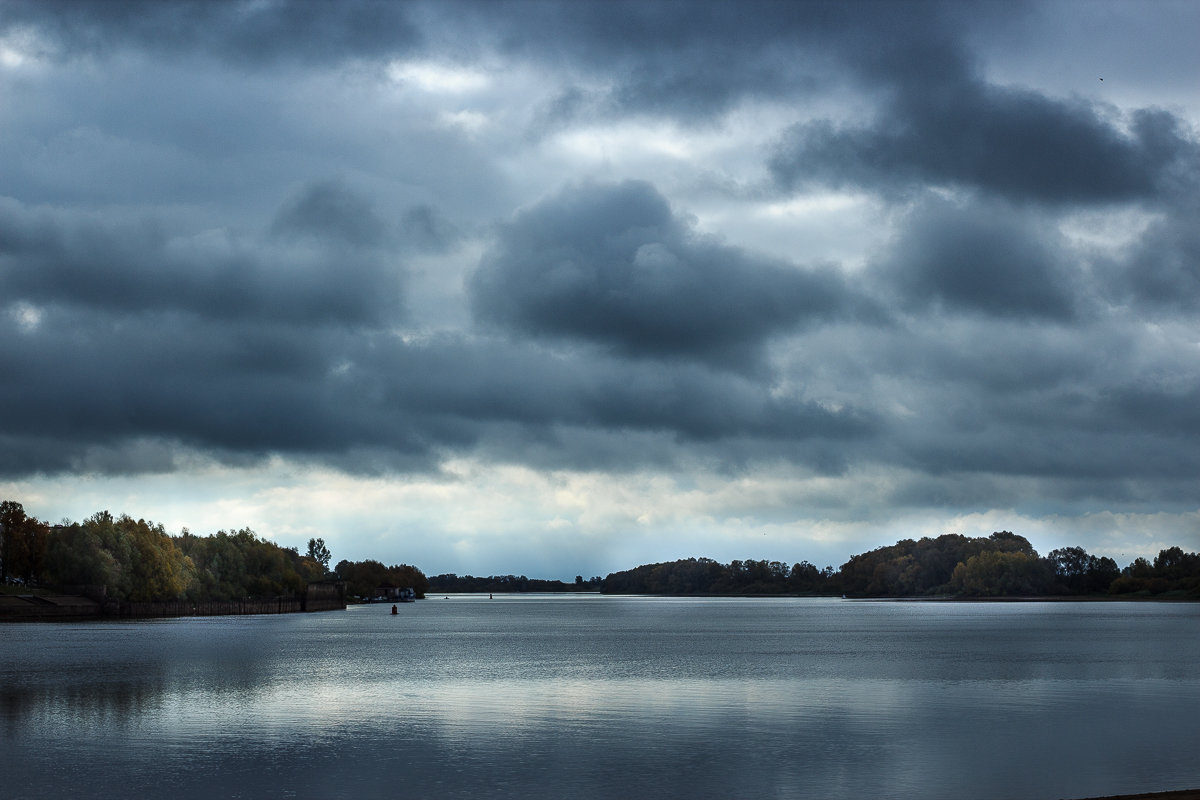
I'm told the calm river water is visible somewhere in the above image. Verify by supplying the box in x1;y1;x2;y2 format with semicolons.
3;595;1199;800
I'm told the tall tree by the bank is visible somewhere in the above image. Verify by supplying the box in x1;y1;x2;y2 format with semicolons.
307;537;332;571
1047;546;1120;594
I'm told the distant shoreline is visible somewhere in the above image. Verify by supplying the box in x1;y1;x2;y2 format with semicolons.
1070;791;1200;800
599;592;1200;602
850;593;1200;603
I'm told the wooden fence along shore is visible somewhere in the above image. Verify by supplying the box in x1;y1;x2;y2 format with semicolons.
0;582;346;621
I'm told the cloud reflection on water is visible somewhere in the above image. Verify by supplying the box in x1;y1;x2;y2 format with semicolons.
3;599;1200;800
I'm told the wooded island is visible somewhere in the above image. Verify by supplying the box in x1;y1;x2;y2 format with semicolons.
601;530;1200;598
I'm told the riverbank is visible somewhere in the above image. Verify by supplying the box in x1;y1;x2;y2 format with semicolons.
0;582;345;621
0;593;101;620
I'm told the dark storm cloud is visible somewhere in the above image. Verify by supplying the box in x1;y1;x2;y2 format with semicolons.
880;197;1079;319
844;314;1200;497
4;0;956;124
0;297;875;478
0;301;447;477
375;336;873;444
0;173;872;479
469;181;865;369
898;415;1200;490
0;308;353;446
484;0;956;124
0;195;404;326
769;47;1199;205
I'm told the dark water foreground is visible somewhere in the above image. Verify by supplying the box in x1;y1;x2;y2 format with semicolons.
3;596;1199;800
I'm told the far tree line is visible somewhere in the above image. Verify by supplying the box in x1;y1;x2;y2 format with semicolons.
600;531;1200;598
5;499;1198;601
427;574;603;593
0;500;428;602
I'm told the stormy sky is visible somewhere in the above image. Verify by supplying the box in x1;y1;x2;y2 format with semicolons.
2;0;1198;578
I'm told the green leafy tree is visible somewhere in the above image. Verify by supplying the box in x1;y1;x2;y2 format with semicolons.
44;522;120;592
174;527;317;600
839;532;1040;596
307;537;332;571
1047;546;1121;594
951;551;1053;597
1110;548;1200;596
73;513;189;600
125;517;188;600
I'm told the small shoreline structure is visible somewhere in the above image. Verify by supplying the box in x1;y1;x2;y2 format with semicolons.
0;581;346;622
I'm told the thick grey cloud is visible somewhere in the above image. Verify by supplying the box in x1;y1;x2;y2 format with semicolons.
469;181;865;369
864;315;1200;495
879;197;1079;319
483;0;964;125
1;0;971;125
0;300;875;479
0;194;404;326
769;47;1199;205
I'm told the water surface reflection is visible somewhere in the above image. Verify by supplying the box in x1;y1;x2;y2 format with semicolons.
4;597;1199;799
